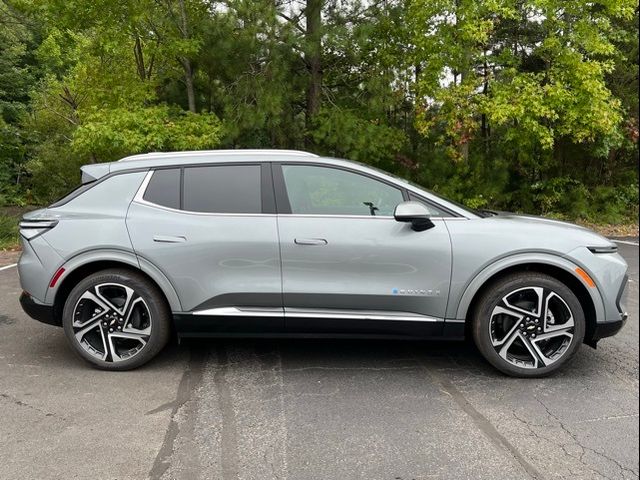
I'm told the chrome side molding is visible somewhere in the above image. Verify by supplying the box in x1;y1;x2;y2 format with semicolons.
192;306;284;317
191;306;441;322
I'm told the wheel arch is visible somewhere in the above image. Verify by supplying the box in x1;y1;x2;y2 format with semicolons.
454;255;604;346
48;250;182;325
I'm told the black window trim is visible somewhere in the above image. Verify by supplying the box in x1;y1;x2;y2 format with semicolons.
272;162;459;218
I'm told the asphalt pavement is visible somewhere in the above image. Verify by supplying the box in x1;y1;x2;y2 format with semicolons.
0;241;638;480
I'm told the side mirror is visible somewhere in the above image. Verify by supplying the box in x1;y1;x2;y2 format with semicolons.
394;201;435;232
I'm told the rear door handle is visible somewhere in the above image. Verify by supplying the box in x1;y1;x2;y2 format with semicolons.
153;235;187;243
294;238;328;246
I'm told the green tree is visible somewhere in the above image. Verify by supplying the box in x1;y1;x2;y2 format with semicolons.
408;0;637;214
0;0;636;224
14;0;223;200
0;0;41;203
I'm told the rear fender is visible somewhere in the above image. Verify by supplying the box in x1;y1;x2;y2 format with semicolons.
45;249;182;312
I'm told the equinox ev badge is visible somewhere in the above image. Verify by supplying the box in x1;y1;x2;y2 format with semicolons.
392;288;440;296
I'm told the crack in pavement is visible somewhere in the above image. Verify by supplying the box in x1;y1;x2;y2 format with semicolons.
0;392;67;421
149;347;206;480
413;353;544;480
534;396;639;480
510;411;609;479
215;346;240;480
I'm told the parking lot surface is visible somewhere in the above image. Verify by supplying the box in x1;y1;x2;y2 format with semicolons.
0;242;637;479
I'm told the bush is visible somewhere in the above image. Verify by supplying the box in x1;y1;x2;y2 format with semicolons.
524;178;638;223
529;177;591;218
0;214;20;250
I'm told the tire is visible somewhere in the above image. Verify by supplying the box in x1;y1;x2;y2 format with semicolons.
62;268;171;371
472;272;585;378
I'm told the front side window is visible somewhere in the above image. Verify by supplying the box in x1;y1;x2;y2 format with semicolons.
407;193;448;217
282;165;404;216
183;165;261;213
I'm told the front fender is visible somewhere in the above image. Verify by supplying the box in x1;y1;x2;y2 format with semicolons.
45;248;182;312
448;252;605;323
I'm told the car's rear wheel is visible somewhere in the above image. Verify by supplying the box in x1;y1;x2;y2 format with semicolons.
62;269;171;370
472;272;585;377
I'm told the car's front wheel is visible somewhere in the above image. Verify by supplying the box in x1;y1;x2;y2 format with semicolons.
473;272;585;377
62;269;171;370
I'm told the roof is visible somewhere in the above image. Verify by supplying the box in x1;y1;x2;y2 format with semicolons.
117;149;318;162
110;149;322;173
80;149;320;182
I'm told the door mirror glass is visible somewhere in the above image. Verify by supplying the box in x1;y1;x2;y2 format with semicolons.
394;201;435;231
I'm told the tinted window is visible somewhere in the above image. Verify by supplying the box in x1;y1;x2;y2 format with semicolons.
143;169;181;209
184;165;261;213
408;193;448;217
282;165;403;216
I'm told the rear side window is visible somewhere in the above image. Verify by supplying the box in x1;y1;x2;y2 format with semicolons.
183;165;261;213
143;168;181;209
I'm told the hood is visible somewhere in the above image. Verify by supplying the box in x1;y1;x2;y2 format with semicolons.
475;212;615;252
490;211;592;232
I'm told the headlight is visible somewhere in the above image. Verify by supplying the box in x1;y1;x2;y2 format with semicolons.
587;245;618;254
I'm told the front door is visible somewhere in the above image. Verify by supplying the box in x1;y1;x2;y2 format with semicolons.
274;163;452;336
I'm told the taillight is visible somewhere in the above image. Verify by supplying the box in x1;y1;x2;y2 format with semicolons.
19;219;59;240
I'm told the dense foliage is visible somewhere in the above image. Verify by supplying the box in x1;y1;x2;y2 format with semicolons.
0;0;638;222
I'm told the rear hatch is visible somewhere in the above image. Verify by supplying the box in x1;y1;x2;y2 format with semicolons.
19;163;109;239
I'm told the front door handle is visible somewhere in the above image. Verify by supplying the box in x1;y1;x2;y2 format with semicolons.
153;235;187;243
294;238;328;246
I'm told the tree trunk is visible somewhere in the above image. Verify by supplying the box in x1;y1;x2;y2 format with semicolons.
305;0;322;147
481;51;489;156
178;0;196;113
183;59;196;113
134;36;146;81
455;0;471;162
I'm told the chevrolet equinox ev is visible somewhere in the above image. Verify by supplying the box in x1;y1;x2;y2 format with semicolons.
18;150;629;376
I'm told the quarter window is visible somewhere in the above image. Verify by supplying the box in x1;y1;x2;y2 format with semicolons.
183;165;262;214
143;168;181;209
282;165;404;216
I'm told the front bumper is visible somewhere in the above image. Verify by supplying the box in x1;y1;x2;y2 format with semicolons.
586;274;629;347
19;291;59;327
589;313;628;345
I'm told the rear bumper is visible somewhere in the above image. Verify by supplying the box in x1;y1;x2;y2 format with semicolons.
19;292;59;327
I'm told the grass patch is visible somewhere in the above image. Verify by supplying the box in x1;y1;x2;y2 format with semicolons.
0;214;20;250
575;221;639;238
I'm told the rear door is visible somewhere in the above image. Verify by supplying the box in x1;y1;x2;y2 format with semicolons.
126;162;283;333
274;163;453;336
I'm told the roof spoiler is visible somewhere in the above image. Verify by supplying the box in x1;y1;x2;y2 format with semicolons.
80;164;111;184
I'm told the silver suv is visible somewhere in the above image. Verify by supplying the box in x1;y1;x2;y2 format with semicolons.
18;150;628;376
